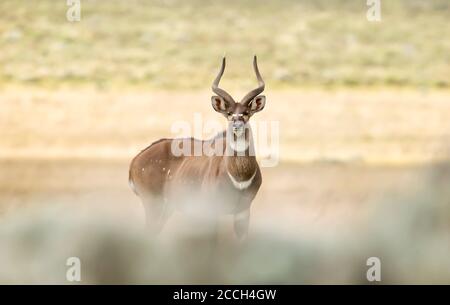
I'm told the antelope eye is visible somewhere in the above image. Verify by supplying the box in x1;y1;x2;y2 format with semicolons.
227;112;233;116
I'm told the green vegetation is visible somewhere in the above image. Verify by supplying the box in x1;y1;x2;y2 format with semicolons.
0;0;449;89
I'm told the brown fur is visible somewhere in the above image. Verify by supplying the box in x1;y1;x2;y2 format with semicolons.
129;130;261;235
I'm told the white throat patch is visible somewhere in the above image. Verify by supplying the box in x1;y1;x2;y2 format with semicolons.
229;136;248;153
227;170;256;190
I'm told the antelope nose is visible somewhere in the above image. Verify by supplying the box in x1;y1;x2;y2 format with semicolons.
233;121;244;129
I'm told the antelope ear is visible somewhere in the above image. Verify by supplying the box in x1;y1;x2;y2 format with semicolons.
211;96;229;113
249;95;266;113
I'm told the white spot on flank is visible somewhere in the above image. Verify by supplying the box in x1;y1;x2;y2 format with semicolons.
142;168;145;172
227;170;256;190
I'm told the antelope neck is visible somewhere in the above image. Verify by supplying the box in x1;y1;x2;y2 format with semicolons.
225;129;257;189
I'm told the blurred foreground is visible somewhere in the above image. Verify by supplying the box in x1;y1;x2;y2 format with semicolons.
0;159;449;284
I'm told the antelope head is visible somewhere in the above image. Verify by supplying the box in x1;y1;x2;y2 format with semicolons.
211;56;266;138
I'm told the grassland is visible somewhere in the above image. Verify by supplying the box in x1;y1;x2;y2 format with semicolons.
0;0;449;89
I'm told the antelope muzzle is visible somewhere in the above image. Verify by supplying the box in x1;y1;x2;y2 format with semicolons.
231;117;246;137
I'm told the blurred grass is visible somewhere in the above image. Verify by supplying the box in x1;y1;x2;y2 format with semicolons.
0;0;449;90
1;160;450;284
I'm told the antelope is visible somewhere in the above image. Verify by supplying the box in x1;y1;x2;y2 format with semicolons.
129;56;266;238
